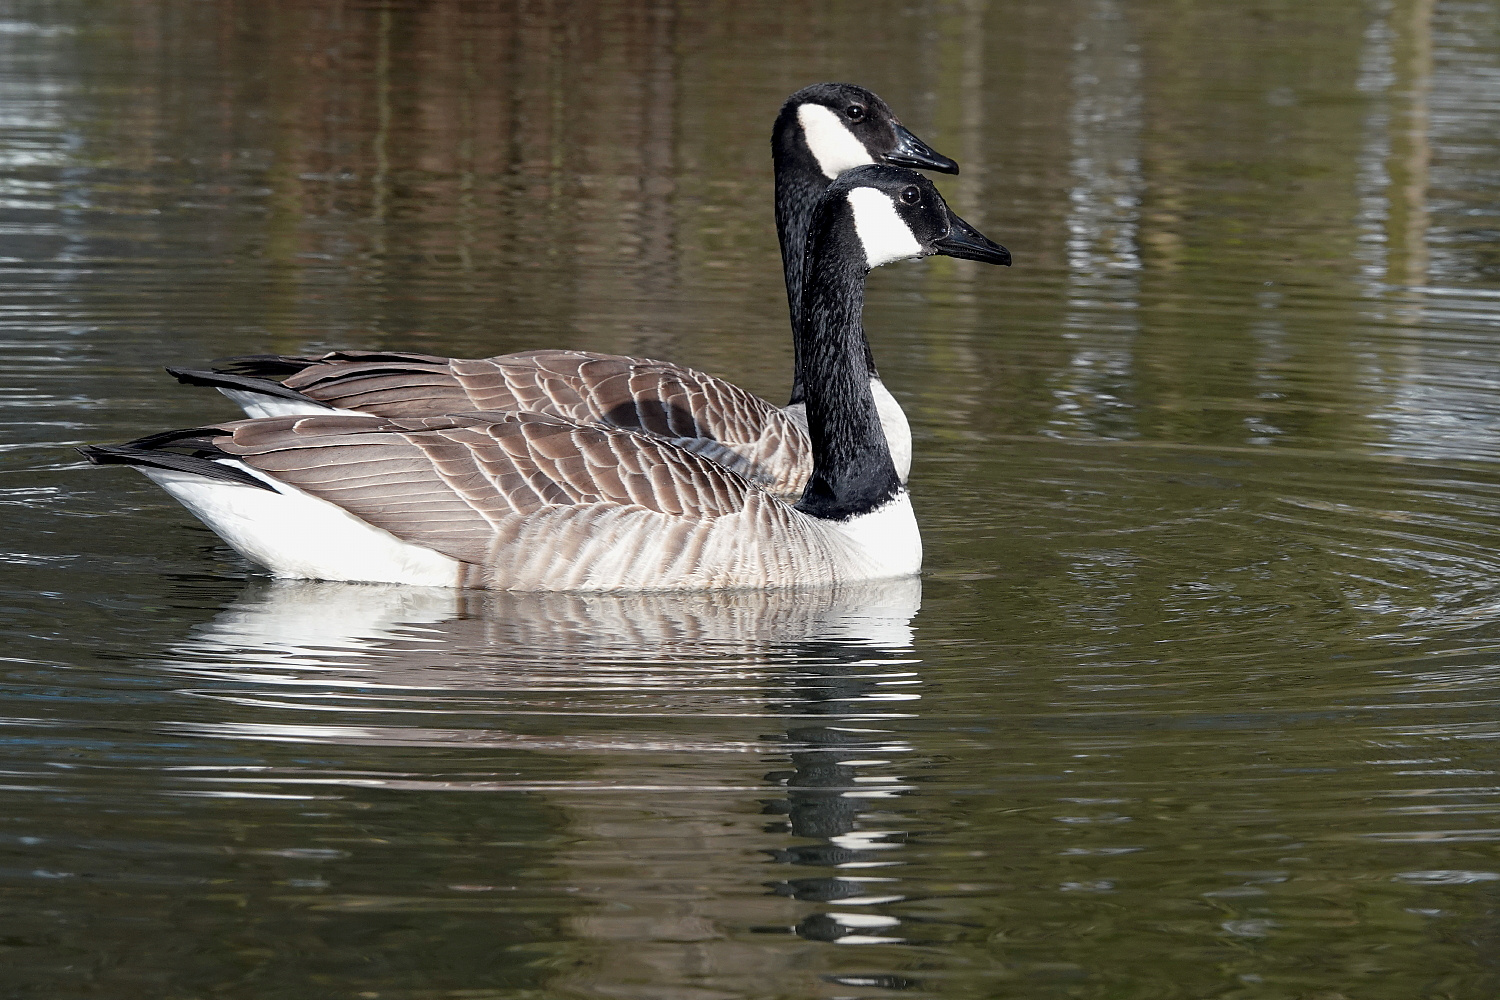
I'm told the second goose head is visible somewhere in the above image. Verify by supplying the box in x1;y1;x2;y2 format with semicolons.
822;164;1013;272
775;82;960;182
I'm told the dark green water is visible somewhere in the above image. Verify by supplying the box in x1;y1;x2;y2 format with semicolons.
5;0;1500;996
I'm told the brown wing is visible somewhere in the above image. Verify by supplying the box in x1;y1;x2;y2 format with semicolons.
220;349;812;498
213;409;762;568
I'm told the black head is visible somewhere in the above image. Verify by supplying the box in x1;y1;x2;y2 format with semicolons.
777;83;960;180
823;165;1012;271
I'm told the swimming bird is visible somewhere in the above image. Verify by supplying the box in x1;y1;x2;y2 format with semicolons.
170;84;959;501
79;166;1010;591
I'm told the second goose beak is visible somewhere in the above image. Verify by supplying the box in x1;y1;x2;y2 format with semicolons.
888;124;961;175
932;209;1012;266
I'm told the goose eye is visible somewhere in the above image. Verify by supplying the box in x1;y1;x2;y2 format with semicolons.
900;185;920;206
845;104;866;122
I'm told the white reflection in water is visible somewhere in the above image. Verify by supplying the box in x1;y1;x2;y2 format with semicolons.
162;578;925;754
164;577;929;974
171;577;921;672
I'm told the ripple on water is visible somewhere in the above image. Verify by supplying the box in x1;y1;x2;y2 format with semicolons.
5;0;1500;996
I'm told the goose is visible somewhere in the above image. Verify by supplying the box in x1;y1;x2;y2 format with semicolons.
168;83;959;502
79;166;1009;591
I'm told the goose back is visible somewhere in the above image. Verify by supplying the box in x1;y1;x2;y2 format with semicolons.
218;349;814;498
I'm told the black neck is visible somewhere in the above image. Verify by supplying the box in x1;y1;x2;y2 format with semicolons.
792;202;902;521
772;110;879;406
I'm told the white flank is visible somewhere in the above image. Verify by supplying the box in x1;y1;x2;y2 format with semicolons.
868;378;911;483
798;103;874;179
218;387;358;420
138;462;463;587
824;491;922;580
847;187;922;268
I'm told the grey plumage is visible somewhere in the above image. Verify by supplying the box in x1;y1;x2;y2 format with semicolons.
206;408;849;590
235;349;815;499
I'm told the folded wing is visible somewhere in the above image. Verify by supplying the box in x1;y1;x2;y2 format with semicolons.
212;409;835;590
215;349;813;499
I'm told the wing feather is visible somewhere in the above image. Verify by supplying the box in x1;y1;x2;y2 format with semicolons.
220;349;812;498
209;409;827;589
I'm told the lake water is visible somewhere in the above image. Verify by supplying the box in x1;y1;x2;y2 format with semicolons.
5;0;1500;996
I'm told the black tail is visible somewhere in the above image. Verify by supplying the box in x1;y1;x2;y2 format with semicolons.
77;430;277;492
166;367;331;408
208;354;325;378
210;350;449;380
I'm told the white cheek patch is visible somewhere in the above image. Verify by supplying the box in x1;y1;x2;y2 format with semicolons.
847;187;923;268
798;103;875;179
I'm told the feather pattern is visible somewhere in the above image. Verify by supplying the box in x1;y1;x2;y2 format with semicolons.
205;409;880;590
218;348;921;499
233;349;816;499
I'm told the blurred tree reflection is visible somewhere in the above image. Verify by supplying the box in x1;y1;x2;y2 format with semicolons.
60;0;1454;462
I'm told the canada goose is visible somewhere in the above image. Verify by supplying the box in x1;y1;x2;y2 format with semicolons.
80;166;1009;591
172;84;959;501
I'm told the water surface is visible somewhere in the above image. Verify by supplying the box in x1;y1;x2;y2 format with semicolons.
5;1;1500;996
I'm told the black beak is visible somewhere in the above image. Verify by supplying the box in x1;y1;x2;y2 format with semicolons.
886;123;960;175
932;208;1012;265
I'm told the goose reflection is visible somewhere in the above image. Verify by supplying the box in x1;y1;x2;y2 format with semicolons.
174;578;918;670
165;577;925;992
760;629;921;947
